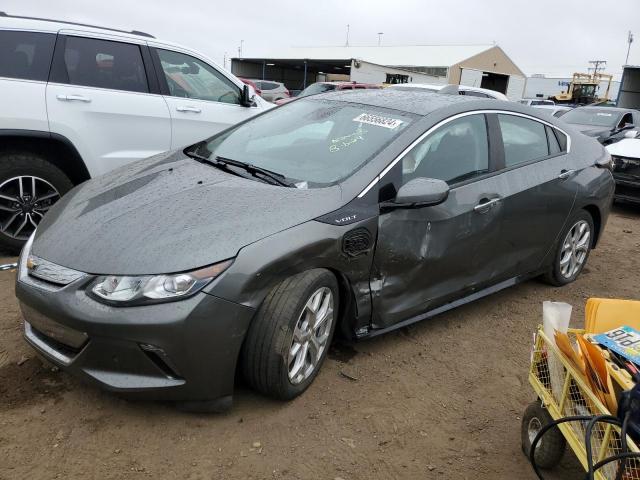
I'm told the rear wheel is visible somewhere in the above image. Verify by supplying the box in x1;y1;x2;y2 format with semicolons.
241;269;338;400
543;210;594;286
0;151;73;253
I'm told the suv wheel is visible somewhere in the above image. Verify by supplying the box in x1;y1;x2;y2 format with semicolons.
0;151;73;253
241;269;339;400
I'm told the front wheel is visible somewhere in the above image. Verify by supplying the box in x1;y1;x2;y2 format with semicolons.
241;269;339;400
0;151;73;253
543;210;594;286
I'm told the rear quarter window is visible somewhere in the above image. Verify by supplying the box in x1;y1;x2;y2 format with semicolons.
0;31;56;81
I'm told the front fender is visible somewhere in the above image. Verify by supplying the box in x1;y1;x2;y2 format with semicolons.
205;217;378;335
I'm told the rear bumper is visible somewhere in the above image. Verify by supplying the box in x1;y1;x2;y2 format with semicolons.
16;277;255;403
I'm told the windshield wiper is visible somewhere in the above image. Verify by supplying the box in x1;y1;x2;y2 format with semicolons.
215;156;295;187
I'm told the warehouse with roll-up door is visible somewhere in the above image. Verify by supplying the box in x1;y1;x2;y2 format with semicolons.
231;44;527;100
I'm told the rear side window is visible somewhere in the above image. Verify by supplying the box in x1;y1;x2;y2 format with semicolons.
461;90;490;98
498;114;549;167
261;82;278;90
546;126;562;155
62;36;148;93
0;31;55;81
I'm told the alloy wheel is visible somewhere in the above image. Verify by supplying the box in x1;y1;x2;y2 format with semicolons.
288;287;334;385
0;176;60;240
559;220;591;279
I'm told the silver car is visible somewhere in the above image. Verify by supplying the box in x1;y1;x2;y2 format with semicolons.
251;79;290;102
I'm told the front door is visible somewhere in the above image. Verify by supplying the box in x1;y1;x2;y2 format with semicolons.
151;47;261;149
371;113;504;328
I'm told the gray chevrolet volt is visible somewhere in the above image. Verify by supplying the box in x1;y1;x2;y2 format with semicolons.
15;89;614;411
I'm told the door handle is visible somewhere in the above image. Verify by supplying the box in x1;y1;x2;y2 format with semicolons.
557;169;576;180
176;106;202;113
56;94;91;102
474;197;501;213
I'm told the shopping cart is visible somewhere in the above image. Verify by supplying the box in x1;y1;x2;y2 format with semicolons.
524;326;640;479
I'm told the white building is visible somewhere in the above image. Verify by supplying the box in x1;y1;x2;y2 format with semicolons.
232;44;527;100
524;75;620;101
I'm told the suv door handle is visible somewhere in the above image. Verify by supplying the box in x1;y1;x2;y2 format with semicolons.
474;197;501;213
176;106;202;113
558;169;576;180
56;94;91;103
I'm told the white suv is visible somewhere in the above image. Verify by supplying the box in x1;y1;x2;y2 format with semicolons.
0;12;271;251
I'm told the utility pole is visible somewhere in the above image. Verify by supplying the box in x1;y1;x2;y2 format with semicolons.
223;52;227;69
588;60;607;74
238;40;244;59
377;32;384;46
625;31;634;66
345;24;350;47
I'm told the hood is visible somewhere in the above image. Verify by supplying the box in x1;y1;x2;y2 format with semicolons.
571;124;612;140
607;138;640;158
32;151;343;275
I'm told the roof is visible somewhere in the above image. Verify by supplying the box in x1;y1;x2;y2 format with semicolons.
239;44;496;68
313;88;476;116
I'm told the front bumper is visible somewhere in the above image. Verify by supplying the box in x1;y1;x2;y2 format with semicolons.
613;175;640;204
16;275;255;404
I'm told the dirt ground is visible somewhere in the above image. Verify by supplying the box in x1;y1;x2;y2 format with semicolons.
1;205;639;480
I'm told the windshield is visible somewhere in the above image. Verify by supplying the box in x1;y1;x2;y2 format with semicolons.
201;99;415;187
562;108;619;127
300;83;338;97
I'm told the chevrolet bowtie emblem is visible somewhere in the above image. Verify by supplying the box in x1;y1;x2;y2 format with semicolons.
26;257;37;271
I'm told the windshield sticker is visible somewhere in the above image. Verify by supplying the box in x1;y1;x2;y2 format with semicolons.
353;113;404;129
596;113;613;117
329;125;367;153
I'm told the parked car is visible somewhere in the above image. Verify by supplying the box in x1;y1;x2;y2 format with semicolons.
530;105;573;118
606;130;640;204
275;81;381;105
519;98;555;107
250;79;290;103
561;106;640;145
239;77;262;97
390;83;509;101
0;12;272;251
16;89;614;411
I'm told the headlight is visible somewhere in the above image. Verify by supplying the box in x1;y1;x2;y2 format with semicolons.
89;259;233;306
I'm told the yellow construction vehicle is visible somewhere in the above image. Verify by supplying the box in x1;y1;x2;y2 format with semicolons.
551;72;613;105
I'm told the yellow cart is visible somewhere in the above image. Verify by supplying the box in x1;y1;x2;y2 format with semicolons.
524;326;640;479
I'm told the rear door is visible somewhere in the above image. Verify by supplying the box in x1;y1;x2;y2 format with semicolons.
46;33;171;177
491;112;577;278
371;113;504;328
150;47;262;149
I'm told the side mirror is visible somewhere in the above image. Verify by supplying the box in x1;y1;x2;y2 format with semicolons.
624;130;639;139
240;84;255;107
394;178;449;207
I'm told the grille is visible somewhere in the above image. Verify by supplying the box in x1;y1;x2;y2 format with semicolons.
342;228;372;257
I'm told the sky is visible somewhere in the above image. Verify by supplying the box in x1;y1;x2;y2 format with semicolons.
4;0;639;80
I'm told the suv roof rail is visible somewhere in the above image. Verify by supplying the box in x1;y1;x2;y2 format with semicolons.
0;11;155;38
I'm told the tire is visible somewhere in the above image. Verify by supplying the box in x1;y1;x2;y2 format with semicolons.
0;151;73;253
241;269;339;400
543;210;594;286
521;401;566;469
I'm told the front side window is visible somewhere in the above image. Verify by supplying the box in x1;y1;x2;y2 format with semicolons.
157;49;240;104
0;31;55;81
63;36;148;93
402;114;489;185
202;99;415;187
499;114;549;167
